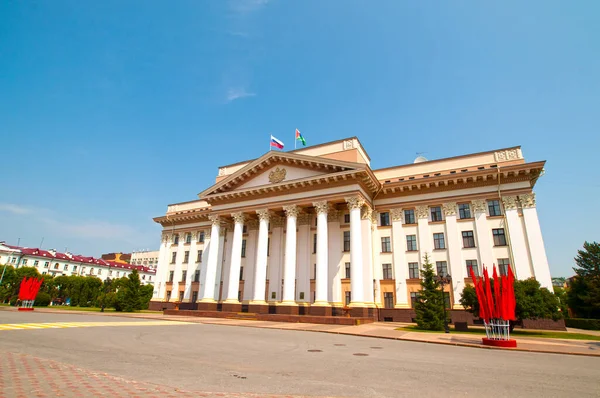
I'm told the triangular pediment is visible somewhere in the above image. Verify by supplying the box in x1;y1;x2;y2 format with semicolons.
199;151;369;198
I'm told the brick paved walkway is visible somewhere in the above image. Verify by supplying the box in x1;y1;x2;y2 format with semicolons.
0;351;326;398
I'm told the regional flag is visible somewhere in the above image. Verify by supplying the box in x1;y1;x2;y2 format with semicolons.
295;129;306;146
270;135;284;149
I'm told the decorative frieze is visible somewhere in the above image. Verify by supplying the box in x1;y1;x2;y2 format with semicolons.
502;196;519;211
162;234;170;243
297;213;311;225
219;228;227;237
494;148;523;162
283;205;300;218
270;216;285;228
390;208;404;223
361;206;373;221
313;201;329;215
471;199;487;213
247;219;259;230
205;229;211;239
231;212;246;225
442;202;457;216
343;139;355;150
268;167;287;184
345;196;365;210
415;205;429;219
520;193;536;208
327;210;340;222
256;209;271;222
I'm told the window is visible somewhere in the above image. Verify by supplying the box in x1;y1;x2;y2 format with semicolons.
184;251;190;263
408;262;419;279
410;292;418;308
149;276;151;281
381;237;391;253
498;258;510;276
344;213;350;223
239;266;244;281
44;262;49;268
185;233;192;244
406;235;417;251
243;225;248;233
384;292;394;309
54;263;59;269
173;234;179;244
313;234;317;254
492;228;507;246
22;259;28;265
196;250;203;262
179;291;184;302
267;237;270;256
34;260;39;266
142;275;145;280
98;269;102;275
345;291;351;306
169;271;174;282
458;203;471;219
11;257;16;264
430;206;443;222
466;260;479;277
462;231;475;248
382;264;392;279
436;261;448;276
404;209;416;224
171;252;177;264
488;200;502;216
166;290;171;301
199;231;205;243
194;270;200;282
343;231;351;251
192;291;198;302
345;262;351;279
181;270;187;282
380;212;390;226
63;264;68;271
241;239;247;257
433;233;445;249
89;268;94;275
73;265;77;272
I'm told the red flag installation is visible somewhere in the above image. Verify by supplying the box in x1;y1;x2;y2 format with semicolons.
17;277;43;310
470;265;517;346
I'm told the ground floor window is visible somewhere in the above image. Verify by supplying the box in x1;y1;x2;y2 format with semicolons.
345;291;351;306
179;291;184;302
384;292;394;309
410;292;418;308
166;290;171;301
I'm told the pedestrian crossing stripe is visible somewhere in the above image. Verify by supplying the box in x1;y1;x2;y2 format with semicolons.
0;320;194;331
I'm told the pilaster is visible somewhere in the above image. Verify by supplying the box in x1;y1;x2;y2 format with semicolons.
520;193;553;290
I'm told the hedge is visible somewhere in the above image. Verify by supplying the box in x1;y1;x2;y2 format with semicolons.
565;318;600;331
34;292;51;307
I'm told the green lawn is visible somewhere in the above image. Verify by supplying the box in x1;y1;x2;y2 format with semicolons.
396;325;600;341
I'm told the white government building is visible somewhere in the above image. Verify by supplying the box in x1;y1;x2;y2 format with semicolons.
150;137;552;318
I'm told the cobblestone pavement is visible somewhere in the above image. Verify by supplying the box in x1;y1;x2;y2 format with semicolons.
0;351;330;398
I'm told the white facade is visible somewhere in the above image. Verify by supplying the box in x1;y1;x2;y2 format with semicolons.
0;244;156;285
130;250;160;269
151;138;553;310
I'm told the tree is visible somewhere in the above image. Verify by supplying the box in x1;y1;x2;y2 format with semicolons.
567;241;600;319
415;254;446;331
460;278;563;321
0;266;41;304
115;270;145;312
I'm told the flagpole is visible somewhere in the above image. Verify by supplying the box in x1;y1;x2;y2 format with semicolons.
294;130;297;150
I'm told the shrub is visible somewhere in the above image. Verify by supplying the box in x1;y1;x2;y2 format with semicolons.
35;292;51;307
565;318;600;330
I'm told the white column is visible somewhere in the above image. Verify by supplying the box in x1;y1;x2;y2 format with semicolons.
416;205;431;260
370;211;382;307
361;206;375;306
267;216;284;302
346;196;365;306
502;196;533;279
327;210;342;304
183;234;198;301
472;199;495;270
251;209;270;303
199;215;221;302
443;202;464;306
313;201;329;305
520;193;553;290
152;234;170;302
282;205;298;304
224;212;245;302
390;209;409;308
214;229;227;301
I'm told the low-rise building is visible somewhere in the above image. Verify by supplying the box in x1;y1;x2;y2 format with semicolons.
130;250;160;269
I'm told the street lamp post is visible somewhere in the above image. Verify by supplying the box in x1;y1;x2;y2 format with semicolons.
435;272;452;333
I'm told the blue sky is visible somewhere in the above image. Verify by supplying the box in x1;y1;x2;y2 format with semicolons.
0;1;598;277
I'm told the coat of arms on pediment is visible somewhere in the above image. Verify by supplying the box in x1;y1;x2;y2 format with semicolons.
269;167;287;184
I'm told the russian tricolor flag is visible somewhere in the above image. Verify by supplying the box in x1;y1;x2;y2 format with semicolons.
270;135;284;150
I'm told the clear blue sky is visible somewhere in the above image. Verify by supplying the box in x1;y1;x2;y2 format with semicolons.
1;1;598;277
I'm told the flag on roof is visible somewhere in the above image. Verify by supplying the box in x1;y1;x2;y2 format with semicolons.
270;135;284;150
295;129;306;147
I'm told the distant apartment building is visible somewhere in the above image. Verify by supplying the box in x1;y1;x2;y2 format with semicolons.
130;250;160;269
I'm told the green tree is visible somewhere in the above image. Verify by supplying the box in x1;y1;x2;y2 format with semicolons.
567;241;600;319
115;270;144;312
0;266;41;304
415;254;446;331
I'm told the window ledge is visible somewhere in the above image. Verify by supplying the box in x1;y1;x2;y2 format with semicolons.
381;251;393;254
494;244;508;247
429;220;445;225
457;217;474;222
378;225;392;229
487;215;504;219
462;246;477;249
406;250;418;252
433;248;447;251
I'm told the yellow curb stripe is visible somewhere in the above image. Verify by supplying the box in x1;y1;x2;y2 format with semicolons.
0;320;195;331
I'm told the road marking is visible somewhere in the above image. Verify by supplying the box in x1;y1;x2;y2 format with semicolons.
0;320;194;331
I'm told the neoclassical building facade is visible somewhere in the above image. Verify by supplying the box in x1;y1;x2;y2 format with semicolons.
150;137;552;317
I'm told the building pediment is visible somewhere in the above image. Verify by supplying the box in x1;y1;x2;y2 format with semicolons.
198;151;380;202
